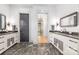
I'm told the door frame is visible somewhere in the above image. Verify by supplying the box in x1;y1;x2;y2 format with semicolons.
19;13;30;42
37;13;48;42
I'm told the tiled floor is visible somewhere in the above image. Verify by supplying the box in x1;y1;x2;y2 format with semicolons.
1;43;62;55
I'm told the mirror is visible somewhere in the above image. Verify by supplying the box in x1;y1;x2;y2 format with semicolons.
0;14;6;30
60;12;78;27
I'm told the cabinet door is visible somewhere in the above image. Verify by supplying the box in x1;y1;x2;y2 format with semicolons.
54;38;63;51
0;43;5;54
54;38;58;46
59;40;63;51
11;37;14;44
14;33;18;43
11;33;18;43
49;33;54;44
7;39;10;47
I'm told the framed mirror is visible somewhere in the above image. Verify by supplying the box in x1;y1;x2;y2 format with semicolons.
0;14;6;30
60;12;78;27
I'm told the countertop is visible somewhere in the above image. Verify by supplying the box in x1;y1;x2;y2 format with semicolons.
0;31;18;36
49;30;79;40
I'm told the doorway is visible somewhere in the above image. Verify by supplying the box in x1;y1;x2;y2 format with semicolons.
37;13;48;44
20;13;29;42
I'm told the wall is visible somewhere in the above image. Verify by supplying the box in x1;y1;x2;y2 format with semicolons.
55;4;79;32
0;4;10;31
48;5;57;31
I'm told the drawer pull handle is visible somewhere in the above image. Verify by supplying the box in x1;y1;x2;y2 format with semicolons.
0;42;4;44
69;40;78;43
69;46;78;52
0;48;4;51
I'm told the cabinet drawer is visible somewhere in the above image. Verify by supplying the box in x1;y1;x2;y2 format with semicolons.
69;38;79;44
63;44;78;55
68;39;79;51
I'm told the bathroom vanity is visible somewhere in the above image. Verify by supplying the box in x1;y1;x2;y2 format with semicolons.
49;12;79;55
0;31;18;54
49;31;79;55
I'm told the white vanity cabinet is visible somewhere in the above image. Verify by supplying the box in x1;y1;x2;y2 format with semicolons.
0;32;18;54
0;35;6;54
14;33;18;43
49;32;79;55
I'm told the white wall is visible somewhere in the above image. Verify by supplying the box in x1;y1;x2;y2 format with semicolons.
0;4;10;31
55;4;79;32
48;5;57;31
